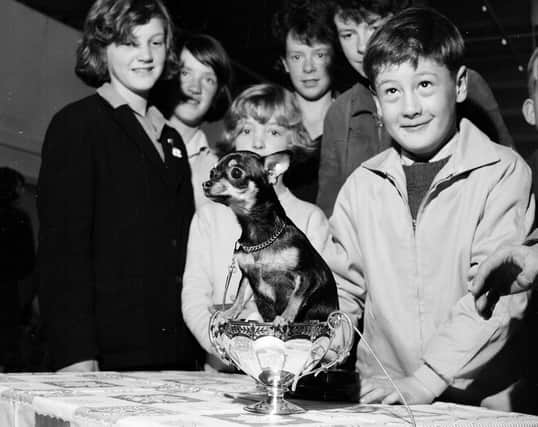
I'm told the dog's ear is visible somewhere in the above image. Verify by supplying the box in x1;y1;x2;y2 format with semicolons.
264;152;291;184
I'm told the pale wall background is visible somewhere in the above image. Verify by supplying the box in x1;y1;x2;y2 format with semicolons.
0;1;91;182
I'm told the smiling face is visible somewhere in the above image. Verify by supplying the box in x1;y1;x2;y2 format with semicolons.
234;116;292;157
173;48;218;127
374;58;467;159
282;33;332;101
105;17;166;100
334;12;389;77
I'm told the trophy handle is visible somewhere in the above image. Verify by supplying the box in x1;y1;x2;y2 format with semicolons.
302;310;354;379
208;311;234;365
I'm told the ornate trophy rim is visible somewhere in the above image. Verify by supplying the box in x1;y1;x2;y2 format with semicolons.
221;318;331;341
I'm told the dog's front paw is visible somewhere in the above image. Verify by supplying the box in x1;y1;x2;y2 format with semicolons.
272;315;292;330
218;303;243;320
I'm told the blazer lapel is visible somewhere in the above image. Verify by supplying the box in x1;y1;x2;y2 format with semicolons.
160;126;191;189
111;105;169;183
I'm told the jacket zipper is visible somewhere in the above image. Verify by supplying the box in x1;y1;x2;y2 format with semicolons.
386;171;454;351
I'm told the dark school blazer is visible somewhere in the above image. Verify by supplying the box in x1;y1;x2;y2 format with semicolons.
37;94;203;371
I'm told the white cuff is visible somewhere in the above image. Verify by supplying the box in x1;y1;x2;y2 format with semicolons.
413;363;449;398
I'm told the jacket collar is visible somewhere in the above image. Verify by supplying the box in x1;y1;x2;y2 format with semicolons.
96;87;182;186
97;83;166;136
349;79;377;117
362;118;501;189
184;128;209;158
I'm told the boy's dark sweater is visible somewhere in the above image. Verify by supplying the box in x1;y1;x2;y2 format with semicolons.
403;156;450;222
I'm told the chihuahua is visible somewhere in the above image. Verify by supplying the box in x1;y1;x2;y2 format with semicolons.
203;150;339;325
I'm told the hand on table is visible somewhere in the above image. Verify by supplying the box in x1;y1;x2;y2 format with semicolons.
57;359;99;372
360;375;435;405
471;244;538;319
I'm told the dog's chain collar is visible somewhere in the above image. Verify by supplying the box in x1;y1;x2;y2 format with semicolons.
235;221;286;253
221;221;286;307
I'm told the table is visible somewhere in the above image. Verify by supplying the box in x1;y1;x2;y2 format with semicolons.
1;371;537;426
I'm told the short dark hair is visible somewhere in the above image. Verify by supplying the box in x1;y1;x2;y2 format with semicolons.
272;0;335;58
75;0;178;87
363;7;465;87
152;33;233;122
332;0;410;23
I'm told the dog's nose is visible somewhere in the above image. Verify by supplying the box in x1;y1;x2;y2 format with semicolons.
202;180;212;191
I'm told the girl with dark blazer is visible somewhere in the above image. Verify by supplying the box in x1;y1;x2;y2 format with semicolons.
37;0;203;372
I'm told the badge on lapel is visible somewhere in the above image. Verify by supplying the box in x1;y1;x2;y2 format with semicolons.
166;137;183;158
172;147;183;158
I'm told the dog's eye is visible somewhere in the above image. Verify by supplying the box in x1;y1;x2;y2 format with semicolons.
230;167;244;180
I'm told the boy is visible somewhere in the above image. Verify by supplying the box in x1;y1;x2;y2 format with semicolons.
317;0;514;217
331;7;534;410
272;0;335;202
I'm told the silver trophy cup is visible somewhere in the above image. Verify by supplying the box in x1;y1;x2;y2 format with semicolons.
209;310;354;415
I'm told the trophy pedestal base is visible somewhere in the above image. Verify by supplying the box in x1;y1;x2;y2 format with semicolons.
245;396;305;415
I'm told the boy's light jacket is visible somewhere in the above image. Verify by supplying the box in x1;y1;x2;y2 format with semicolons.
331;118;534;403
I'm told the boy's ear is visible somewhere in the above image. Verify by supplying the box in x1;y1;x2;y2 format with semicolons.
281;56;290;73
373;94;383;119
455;66;468;103
522;98;536;126
264;152;291;184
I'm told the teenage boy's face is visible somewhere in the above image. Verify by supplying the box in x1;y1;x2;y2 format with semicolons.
282;33;333;101
374;58;467;159
334;12;389;77
106;18;166;99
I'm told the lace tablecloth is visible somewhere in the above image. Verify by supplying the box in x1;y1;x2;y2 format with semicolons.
0;371;537;426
